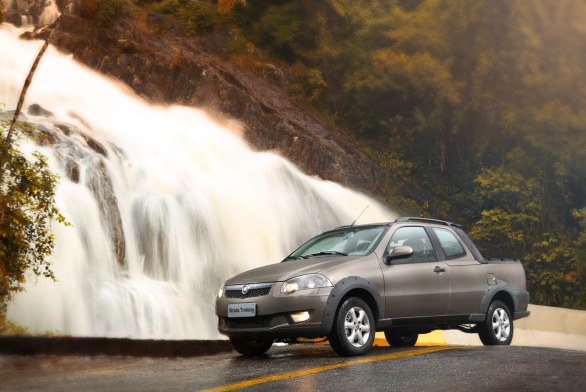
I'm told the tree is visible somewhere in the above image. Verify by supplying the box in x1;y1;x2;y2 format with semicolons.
1;18;66;321
469;167;542;257
469;166;581;307
571;208;586;308
0;118;66;316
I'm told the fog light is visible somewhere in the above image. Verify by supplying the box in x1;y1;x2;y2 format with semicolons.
291;311;311;323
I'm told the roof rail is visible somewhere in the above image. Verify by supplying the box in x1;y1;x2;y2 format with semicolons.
395;217;462;228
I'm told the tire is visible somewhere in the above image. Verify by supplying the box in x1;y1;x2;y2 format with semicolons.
229;337;273;356
384;330;419;347
328;297;375;357
478;300;513;345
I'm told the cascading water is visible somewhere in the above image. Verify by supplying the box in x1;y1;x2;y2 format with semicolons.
1;0;61;26
38;1;61;26
1;24;394;339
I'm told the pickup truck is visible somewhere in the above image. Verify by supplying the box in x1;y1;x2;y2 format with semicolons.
216;217;530;356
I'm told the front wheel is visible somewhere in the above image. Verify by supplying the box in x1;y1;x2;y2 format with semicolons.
229;337;273;356
328;297;375;356
478;300;513;345
384;330;418;347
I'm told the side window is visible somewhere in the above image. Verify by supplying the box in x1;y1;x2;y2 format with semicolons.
434;228;467;260
386;226;436;264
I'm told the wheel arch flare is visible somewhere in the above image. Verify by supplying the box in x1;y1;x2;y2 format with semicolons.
320;276;383;335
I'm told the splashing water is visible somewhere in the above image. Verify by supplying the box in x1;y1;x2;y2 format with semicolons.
0;25;394;339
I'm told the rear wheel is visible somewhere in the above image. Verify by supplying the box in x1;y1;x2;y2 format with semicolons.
478;300;513;345
384;330;418;347
229;337;273;356
328;297;375;356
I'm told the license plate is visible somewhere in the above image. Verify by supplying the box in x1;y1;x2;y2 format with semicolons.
227;303;256;318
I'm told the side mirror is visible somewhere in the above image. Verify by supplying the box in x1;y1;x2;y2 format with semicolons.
385;246;413;264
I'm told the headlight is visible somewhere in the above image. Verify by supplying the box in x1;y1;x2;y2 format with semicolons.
218;286;224;298
280;274;333;295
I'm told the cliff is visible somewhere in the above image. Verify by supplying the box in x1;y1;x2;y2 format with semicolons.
13;6;388;199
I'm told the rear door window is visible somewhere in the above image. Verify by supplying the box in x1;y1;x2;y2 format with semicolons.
433;228;467;260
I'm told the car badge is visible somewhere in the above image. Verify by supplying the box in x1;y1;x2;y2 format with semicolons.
242;284;250;295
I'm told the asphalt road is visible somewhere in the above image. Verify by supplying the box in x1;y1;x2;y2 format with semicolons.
1;344;585;392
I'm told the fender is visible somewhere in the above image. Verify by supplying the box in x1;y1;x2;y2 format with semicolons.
469;281;520;323
319;276;383;335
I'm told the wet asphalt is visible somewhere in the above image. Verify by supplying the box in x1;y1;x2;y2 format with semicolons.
1;344;585;391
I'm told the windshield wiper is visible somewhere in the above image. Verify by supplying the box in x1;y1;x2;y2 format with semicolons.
283;255;305;261
302;251;348;258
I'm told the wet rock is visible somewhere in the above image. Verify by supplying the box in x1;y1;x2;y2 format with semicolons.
28;103;54;117
86;159;126;266
65;159;80;183
56;123;72;136
82;134;108;157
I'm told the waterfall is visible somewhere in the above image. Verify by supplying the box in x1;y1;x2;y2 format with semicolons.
1;0;60;27
0;24;394;339
38;0;61;26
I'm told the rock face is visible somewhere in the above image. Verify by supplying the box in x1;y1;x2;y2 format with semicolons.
17;6;388;198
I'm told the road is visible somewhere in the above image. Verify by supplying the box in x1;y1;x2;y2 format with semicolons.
1;344;585;391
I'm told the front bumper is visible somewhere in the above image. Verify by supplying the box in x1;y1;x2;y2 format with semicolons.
216;284;332;339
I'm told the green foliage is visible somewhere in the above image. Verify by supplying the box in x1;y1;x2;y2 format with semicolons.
470;168;541;256
251;2;318;63
571;208;586;308
98;0;132;25
288;64;327;108
0;116;67;315
146;0;233;34
470;166;582;307
80;0;132;26
527;235;578;308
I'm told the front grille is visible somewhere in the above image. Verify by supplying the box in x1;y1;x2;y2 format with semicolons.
226;316;272;329
224;283;272;299
226;287;271;298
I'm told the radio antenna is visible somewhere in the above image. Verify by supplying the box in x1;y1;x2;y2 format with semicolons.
351;205;369;227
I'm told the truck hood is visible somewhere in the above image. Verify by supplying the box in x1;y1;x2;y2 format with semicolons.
225;255;362;285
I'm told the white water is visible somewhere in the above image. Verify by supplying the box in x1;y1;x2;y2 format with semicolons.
1;24;394;339
1;0;61;26
39;1;61;26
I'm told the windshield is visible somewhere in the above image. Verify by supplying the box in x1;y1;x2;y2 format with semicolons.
285;225;388;260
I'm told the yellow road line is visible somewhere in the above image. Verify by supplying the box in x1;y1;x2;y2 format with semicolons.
373;329;447;347
201;346;461;392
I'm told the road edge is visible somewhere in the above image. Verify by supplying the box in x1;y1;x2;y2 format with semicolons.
0;336;233;357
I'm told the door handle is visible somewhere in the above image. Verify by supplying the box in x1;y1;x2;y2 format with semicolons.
434;266;446;273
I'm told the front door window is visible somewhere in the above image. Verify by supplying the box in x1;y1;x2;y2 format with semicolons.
386;226;436;263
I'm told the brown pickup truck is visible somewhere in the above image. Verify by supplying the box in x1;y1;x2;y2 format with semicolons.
216;217;530;356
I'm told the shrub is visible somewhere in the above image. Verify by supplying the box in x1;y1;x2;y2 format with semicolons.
0;118;67;315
